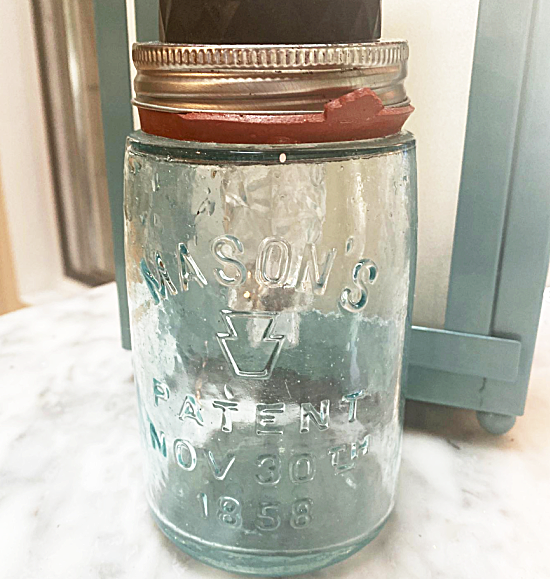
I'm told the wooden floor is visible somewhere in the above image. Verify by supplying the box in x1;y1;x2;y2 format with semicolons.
0;173;25;315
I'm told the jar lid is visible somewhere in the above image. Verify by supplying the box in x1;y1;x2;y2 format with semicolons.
132;41;409;114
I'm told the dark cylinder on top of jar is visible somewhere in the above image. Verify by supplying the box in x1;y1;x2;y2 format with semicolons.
159;0;382;44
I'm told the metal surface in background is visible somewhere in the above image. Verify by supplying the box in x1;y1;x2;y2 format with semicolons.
31;0;115;286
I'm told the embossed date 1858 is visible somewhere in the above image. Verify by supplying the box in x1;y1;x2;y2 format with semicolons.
195;493;313;532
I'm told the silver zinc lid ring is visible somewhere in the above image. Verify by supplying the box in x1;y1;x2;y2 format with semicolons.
132;41;409;115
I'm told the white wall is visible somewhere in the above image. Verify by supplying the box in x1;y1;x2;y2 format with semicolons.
0;0;69;304
384;0;481;328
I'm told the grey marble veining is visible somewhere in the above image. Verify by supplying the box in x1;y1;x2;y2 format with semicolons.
0;284;548;579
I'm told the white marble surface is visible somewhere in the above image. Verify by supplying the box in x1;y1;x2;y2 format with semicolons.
1;283;549;579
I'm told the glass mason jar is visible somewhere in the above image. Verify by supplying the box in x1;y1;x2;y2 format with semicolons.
125;43;417;576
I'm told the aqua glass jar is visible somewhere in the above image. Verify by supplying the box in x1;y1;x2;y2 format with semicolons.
125;42;417;576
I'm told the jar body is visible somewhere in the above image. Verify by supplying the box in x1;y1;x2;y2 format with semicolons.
124;131;417;576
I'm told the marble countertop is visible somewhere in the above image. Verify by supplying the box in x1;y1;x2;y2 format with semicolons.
1;283;549;579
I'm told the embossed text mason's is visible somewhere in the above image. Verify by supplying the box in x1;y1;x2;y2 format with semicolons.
125;41;417;576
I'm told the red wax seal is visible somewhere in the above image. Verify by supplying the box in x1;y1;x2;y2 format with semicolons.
138;87;413;145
